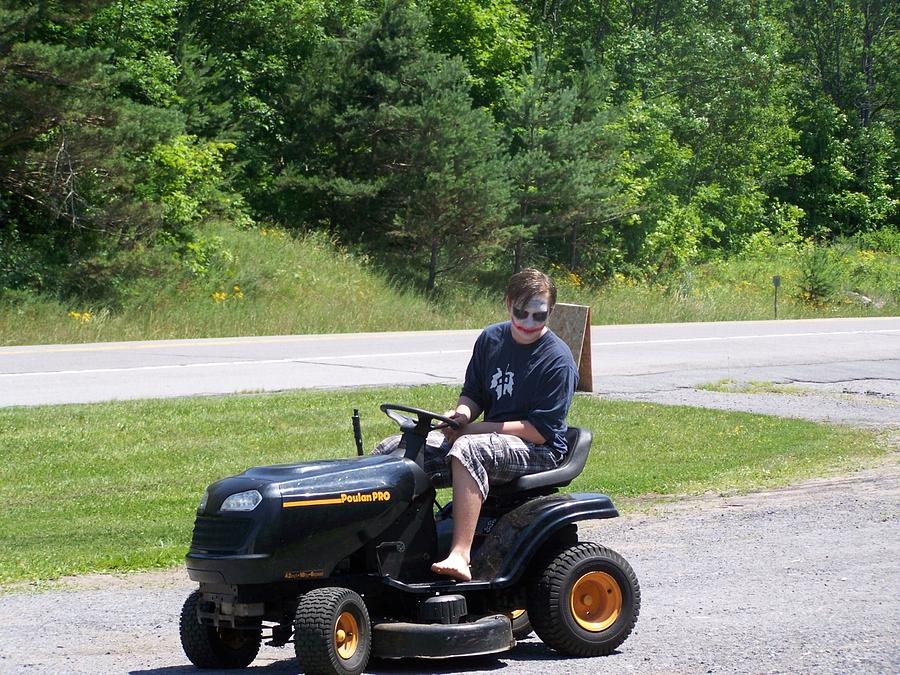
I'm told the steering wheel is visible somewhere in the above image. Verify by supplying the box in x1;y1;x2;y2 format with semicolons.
379;403;461;433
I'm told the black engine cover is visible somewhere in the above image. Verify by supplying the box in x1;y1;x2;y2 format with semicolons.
186;454;432;585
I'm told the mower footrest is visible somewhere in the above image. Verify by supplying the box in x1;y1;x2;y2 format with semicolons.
372;614;514;659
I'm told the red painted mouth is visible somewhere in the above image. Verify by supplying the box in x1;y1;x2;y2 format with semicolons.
511;319;543;334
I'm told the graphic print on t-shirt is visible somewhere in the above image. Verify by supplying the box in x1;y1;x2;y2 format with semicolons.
490;365;514;400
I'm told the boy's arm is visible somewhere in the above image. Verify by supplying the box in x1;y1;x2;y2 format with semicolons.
442;395;482;442
459;419;546;445
452;395;481;425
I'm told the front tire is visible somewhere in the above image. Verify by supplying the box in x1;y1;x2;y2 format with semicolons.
294;587;372;675
527;542;640;656
179;590;261;669
507;609;533;640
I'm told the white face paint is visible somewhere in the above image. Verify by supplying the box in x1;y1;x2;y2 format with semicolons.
509;294;550;343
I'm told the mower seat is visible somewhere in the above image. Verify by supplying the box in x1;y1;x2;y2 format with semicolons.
488;426;593;498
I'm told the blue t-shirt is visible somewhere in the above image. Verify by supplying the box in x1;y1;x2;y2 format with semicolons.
460;322;578;459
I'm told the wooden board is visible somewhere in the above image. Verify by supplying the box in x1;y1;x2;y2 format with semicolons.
547;303;593;392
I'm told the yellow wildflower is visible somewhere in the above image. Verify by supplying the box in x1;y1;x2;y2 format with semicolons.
68;311;92;324
212;291;228;303
232;285;244;299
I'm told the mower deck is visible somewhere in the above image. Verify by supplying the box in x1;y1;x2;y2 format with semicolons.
372;615;515;659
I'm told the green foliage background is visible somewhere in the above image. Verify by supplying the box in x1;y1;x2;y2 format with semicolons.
1;0;897;303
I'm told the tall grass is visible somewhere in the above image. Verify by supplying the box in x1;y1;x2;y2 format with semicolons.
553;244;898;324
0;224;503;345
0;222;897;346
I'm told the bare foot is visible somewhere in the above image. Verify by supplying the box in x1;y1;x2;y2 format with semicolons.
431;553;471;581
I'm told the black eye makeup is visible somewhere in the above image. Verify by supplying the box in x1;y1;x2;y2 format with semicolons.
511;306;548;323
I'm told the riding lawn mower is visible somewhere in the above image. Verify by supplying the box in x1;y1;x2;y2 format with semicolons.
180;404;640;674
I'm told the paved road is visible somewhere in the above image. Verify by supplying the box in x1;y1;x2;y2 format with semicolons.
2;318;899;416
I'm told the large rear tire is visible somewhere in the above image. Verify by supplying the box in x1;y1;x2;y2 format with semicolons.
179;590;261;669
527;542;640;656
294;587;372;675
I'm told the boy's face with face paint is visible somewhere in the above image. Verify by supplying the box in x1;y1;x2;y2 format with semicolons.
508;292;551;344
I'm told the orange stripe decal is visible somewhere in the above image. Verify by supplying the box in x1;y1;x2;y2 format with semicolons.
283;497;343;508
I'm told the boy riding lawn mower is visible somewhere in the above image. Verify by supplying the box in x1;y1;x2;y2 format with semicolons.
180;404;640;674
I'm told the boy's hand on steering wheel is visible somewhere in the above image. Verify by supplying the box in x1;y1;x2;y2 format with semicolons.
441;410;469;443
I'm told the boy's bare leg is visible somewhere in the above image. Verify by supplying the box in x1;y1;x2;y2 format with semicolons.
431;457;481;581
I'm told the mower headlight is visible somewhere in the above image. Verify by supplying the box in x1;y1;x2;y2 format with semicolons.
220;489;263;512
197;490;210;514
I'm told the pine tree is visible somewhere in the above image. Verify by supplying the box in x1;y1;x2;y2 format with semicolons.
501;51;632;274
278;0;512;291
390;55;511;292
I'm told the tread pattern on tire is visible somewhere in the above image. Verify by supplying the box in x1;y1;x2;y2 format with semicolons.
527;541;641;657
294;587;371;675
179;590;261;669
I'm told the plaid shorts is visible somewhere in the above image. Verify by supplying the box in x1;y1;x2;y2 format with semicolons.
373;431;561;501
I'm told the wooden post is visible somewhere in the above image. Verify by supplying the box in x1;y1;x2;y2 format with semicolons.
547;303;593;392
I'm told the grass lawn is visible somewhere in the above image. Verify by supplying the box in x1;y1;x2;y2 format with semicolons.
0;385;888;584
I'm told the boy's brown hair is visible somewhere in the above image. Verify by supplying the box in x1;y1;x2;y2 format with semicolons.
505;268;557;311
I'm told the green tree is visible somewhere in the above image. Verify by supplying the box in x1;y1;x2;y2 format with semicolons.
391;57;512;291
501;51;633;275
83;0;183;107
178;0;378;211
0;36;183;293
424;0;534;106
0;1;238;300
501;52;567;271
277;0;512;290
782;0;898;237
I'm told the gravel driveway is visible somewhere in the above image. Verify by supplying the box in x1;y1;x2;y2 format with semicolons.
2;386;898;674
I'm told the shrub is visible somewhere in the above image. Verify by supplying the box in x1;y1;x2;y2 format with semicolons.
798;245;841;304
857;227;900;255
138;135;241;231
0;229;46;290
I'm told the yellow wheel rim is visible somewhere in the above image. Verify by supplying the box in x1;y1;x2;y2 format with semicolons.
507;609;527;621
569;571;623;632
334;611;359;660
